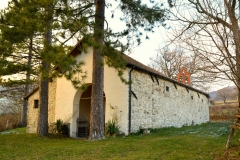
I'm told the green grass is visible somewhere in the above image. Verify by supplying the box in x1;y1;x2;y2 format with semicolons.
0;122;240;160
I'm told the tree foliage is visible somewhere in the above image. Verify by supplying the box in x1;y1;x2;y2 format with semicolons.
0;0;88;87
0;0;170;138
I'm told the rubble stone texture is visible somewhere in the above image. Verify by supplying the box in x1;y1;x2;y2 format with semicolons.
130;70;209;132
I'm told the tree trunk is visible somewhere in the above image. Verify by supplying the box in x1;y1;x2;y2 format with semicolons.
89;0;105;140
226;128;235;149
38;5;52;136
22;38;33;127
238;89;240;111
38;61;50;136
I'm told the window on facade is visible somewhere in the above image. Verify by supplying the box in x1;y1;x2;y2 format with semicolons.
166;86;169;92
191;96;193;100
202;99;203;103
34;100;39;108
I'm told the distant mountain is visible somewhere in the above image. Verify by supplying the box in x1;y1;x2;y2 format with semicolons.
209;91;217;99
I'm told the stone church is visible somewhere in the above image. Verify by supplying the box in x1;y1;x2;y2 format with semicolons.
24;42;210;138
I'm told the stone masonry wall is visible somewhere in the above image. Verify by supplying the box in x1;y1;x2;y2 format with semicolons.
26;90;39;133
48;79;57;125
130;69;209;132
26;79;57;133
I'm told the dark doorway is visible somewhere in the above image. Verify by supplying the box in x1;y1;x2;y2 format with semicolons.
77;85;106;138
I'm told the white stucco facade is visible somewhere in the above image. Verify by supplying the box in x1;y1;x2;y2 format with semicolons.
27;47;129;137
53;47;129;137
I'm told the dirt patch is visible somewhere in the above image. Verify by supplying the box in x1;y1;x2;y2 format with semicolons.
210;104;240;159
215;145;240;160
210;104;238;122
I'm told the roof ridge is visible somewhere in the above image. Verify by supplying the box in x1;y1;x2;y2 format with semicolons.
122;54;164;75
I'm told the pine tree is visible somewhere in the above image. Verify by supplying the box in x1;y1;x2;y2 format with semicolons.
0;0;89;135
89;0;105;140
1;0;170;138
0;1;38;126
89;0;169;140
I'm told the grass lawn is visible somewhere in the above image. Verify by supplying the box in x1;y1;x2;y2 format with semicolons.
0;122;240;160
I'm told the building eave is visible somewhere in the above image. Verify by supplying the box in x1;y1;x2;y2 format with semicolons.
24;87;39;100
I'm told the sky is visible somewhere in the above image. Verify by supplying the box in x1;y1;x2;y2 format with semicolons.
0;0;168;66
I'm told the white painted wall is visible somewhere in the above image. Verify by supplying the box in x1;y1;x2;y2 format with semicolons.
54;47;129;137
104;66;129;134
55;47;93;137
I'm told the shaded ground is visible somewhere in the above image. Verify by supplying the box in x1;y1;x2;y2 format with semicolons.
216;145;240;160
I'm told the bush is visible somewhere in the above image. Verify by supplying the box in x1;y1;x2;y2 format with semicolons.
129;128;151;136
105;119;120;137
129;130;142;136
0;113;21;132
49;119;69;137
